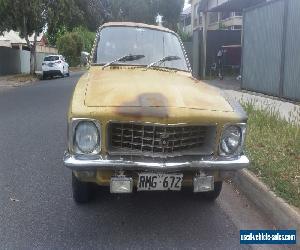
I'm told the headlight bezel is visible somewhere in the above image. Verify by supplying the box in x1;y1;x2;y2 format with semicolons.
219;123;247;157
68;118;101;155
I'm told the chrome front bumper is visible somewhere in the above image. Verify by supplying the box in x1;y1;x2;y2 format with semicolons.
63;152;249;172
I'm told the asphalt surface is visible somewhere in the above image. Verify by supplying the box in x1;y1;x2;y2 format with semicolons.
0;72;279;249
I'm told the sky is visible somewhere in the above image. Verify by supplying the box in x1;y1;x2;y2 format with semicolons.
184;0;191;10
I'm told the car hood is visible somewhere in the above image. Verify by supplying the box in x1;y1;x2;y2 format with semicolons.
84;67;233;112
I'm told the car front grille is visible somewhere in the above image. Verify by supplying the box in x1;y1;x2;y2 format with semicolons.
108;122;216;157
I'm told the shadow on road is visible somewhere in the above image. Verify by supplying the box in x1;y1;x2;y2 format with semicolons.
63;187;244;249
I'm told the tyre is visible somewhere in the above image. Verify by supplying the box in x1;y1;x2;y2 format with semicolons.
200;181;223;201
60;68;65;78
67;71;70;77
72;173;94;203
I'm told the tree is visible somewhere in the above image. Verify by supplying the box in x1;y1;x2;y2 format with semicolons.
72;26;96;53
46;0;110;45
74;0;111;31
158;0;185;31
0;0;47;74
108;0;184;31
109;0;155;24
46;0;85;46
47;0;184;47
56;27;95;67
57;32;83;67
0;0;184;73
46;25;68;47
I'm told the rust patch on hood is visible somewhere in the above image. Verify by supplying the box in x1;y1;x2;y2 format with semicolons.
116;93;169;118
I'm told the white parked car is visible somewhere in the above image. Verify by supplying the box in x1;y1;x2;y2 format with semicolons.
42;55;70;79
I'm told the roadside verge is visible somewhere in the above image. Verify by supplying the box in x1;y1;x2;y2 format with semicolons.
0;74;38;88
234;169;300;244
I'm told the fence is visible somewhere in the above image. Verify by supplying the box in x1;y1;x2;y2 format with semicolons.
242;0;300;101
0;47;20;75
0;47;53;75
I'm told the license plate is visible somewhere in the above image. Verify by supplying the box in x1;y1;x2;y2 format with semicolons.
137;173;183;191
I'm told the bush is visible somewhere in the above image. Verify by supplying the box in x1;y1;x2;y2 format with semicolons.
57;32;83;66
72;26;96;53
177;29;192;42
56;27;95;67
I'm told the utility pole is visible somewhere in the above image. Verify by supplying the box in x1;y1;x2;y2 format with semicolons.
156;13;164;27
202;11;208;78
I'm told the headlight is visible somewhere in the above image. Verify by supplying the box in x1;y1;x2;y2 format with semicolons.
73;120;100;154
220;125;245;156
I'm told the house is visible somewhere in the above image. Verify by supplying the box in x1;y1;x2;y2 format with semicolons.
0;31;58;75
192;2;243;31
190;0;263;31
0;30;58;53
179;6;192;36
191;0;267;78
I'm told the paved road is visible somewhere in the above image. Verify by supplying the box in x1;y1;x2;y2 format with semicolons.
0;73;278;249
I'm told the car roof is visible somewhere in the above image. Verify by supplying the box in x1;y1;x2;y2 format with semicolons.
100;22;176;35
45;55;62;58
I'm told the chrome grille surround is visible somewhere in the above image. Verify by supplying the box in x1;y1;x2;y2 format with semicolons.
107;122;216;158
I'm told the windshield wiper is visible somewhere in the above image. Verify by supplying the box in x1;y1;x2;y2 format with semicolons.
102;54;145;69
146;55;181;69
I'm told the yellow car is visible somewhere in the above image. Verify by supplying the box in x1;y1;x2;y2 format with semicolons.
63;22;249;203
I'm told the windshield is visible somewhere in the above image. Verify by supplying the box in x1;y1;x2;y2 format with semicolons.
93;26;189;71
44;56;59;61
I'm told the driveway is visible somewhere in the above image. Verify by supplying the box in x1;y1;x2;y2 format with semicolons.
204;77;300;124
0;73;279;249
204;77;241;91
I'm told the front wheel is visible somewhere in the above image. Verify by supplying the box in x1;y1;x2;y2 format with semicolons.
72;173;94;203
200;181;223;201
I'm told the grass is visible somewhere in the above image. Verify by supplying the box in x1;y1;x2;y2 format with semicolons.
243;103;300;208
69;66;88;72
